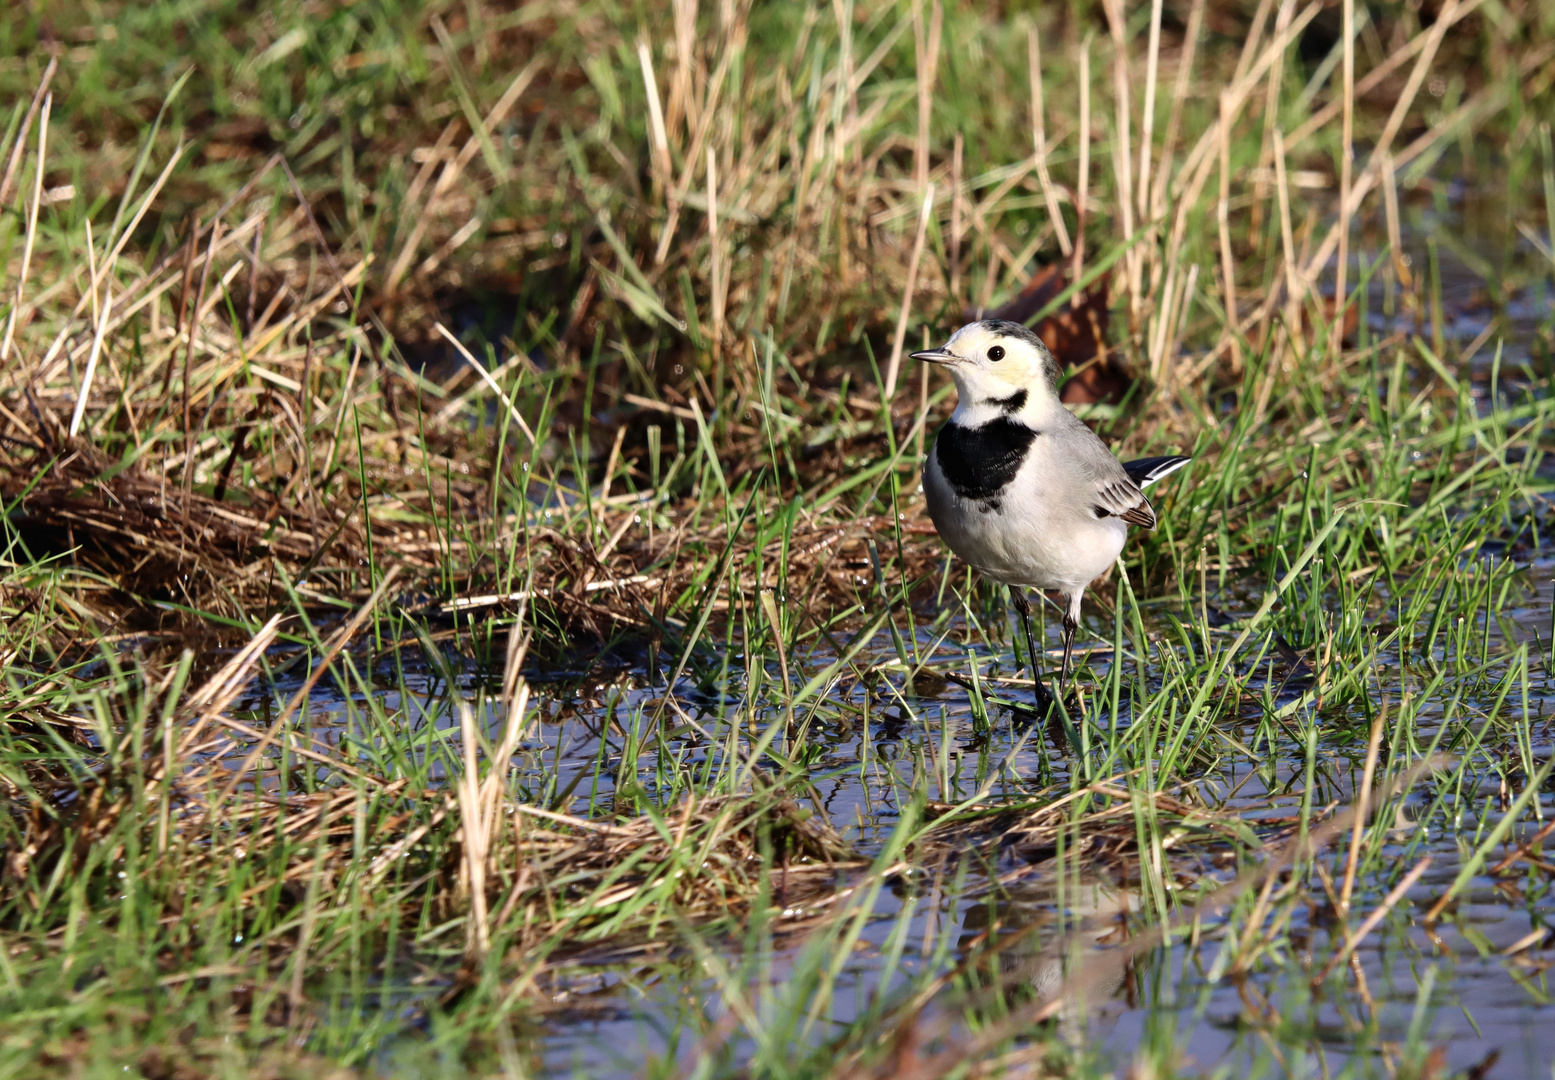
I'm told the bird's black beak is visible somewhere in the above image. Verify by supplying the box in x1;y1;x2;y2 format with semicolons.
909;347;959;365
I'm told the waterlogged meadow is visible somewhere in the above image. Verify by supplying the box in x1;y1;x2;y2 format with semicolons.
3;0;1555;1077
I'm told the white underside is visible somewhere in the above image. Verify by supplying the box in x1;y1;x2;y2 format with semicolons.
924;426;1127;596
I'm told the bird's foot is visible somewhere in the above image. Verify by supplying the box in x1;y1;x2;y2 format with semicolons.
1031;677;1056;714
1028;680;1087;755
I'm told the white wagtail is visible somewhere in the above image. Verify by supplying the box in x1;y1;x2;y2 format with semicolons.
911;319;1191;708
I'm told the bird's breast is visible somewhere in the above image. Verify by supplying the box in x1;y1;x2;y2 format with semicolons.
931;418;1039;502
925;424;1126;591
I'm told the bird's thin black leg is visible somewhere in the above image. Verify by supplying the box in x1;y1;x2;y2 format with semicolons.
1010;587;1054;713
1058;590;1083;698
1011;588;1037;674
1059;612;1077;696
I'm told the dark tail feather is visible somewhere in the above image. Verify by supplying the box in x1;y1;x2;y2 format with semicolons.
1122;455;1192;488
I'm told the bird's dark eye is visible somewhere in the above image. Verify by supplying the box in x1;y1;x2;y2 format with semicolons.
987;345;1005;362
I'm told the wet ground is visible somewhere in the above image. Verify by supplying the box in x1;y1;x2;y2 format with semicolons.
221;550;1555;1079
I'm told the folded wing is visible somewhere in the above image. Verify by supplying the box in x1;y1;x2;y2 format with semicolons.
1093;477;1155;528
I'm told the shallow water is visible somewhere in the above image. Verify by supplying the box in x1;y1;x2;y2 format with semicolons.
529;626;1554;1077
209;548;1555;1079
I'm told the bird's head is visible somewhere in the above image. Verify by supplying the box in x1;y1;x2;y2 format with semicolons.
910;319;1063;419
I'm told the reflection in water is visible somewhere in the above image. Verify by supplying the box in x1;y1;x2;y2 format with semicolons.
960;869;1141;1045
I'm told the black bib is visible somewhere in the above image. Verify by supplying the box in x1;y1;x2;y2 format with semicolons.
933;418;1038;502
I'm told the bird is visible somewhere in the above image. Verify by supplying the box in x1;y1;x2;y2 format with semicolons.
911;318;1190;711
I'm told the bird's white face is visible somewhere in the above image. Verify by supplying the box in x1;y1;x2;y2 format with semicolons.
910;320;1064;419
